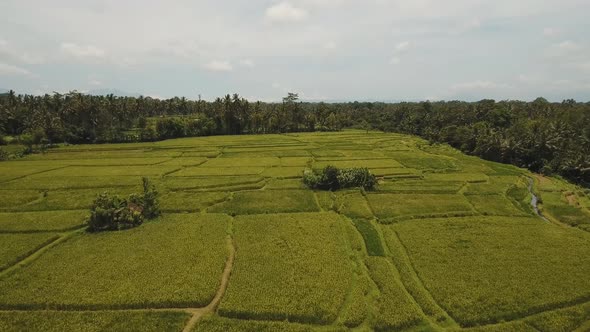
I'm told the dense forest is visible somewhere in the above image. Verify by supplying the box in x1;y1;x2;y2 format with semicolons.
1;90;589;186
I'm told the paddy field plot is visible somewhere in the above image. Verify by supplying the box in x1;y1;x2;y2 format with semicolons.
0;214;229;309
0;130;589;331
209;190;319;215
0;210;86;232
368;193;475;221
388;216;590;326
218;212;354;324
0;311;190;332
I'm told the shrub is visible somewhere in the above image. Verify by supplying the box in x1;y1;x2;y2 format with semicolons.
87;193;143;232
303;165;376;190
0;148;8;161
87;177;160;232
130;177;161;219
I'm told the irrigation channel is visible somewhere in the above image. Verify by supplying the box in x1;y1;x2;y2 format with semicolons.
528;177;550;222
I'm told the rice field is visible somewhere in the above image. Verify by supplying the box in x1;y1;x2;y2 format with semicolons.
0;130;588;331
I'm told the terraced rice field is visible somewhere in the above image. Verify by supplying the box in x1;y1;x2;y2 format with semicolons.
0;130;589;331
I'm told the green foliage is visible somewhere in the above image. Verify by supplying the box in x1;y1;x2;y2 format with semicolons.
351;219;384;256
87;192;143;232
303;165;376;190
0;214;229;309
137;177;160;219
87;177;159;232
0;148;8;161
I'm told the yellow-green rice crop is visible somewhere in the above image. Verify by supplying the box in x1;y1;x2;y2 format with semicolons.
0;233;59;270
209;190;318;215
218;212;354;324
466;195;530;216
368;193;474;221
0;310;190;332
365;257;426;331
0;214;229;309
0;210;86;232
392;216;590;326
159;191;229;212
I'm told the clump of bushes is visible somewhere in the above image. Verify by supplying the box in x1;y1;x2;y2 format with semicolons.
303;165;377;190
87;177;160;232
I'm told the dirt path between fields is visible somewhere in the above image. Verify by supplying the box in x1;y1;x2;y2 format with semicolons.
528;177;549;222
181;236;236;332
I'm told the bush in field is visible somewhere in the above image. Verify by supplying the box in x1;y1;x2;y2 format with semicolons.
87;193;143;232
0;148;8;161
303;165;376;190
87;177;160;232
130;177;161;219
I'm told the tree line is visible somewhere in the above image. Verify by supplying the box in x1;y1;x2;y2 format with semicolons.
1;90;589;186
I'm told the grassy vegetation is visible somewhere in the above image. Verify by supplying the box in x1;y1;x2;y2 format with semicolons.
0;210;86;232
368;193;475;221
218;212;354;324
0;311;190;332
0;131;588;330
465;194;529;216
160;191;229;212
392;216;590;326
0;214;229;309
0;233;59;270
337;191;374;219
351;219;384;256
365;257;426;331
192;315;324;332
209;190;318;215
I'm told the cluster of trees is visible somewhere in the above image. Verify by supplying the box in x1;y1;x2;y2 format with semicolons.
1;90;589;185
362;98;590;186
88;178;160;232
0;91;343;145
303;166;377;191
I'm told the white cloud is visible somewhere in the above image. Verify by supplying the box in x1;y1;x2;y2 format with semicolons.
0;62;35;77
389;57;401;65
60;42;106;58
543;27;560;37
265;2;308;22
88;79;102;86
238;59;255;67
451;80;510;91
323;41;337;50
0;39;44;64
394;41;410;53
204;60;232;72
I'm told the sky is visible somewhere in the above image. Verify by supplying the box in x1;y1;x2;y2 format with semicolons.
1;0;589;102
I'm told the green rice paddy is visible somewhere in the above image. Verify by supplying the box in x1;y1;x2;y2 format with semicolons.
0;130;589;331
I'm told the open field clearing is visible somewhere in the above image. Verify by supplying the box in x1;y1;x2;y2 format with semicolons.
0;131;588;331
218;213;354;324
